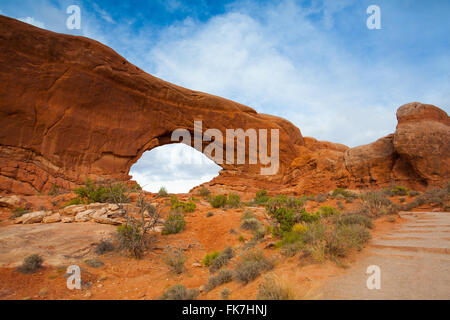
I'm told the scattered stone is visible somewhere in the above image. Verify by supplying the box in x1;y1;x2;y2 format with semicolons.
192;262;202;267
15;211;46;224
43;212;61;223
264;241;276;249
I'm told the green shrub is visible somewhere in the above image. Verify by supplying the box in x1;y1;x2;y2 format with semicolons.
360;191;395;216
162;247;187;274
326;224;371;258
227;193;241;208
158;284;199;300
198;186;211;197
241;210;257;220
11;207;30;219
172;200;196;213
409;190;420;197
296;209;320;223
94;240;115;255
73;178;129;204
317;205;340;217
383;185;409;196
17;254;43;274
257;276;295;300
332;188;357;199
202;251;220;267
209;194;228;208
48;184;61;196
204;269;234;292
209;246;235;273
238;235;245;242
158;186;168;197
162;211;186;235
234;250;274;284
254;189;270;205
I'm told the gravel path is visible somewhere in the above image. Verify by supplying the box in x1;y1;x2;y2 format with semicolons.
317;211;450;299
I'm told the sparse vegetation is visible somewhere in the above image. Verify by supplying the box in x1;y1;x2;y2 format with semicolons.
202;250;220;267
221;288;231;300
10;207;30;219
254;189;270;205
335;213;373;229
240;217;261;231
256;276;295;300
204;269;234;292
198;186;211;198
234;249;274;284
116;192;161;259
158;284;199;300
331;188;357;199
227;193;241;208
94;240;115;255
158;186;168;197
209;194;228;208
360;191;395;217
162;247;187;274
17;254;43;274
85;258;104;268
209;246;235;273
48;184;61;196
383;185;409;196
162;210;186;235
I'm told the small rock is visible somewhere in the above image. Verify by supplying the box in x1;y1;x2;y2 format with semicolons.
15;211;46;224
43;212;61;223
192;262;202;267
39;288;47;296
61;216;74;223
264;241;276;249
84;259;104;268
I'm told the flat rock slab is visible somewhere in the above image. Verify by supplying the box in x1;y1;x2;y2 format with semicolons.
316;211;450;300
0;222;116;267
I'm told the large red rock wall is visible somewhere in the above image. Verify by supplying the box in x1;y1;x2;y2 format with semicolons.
0;16;448;195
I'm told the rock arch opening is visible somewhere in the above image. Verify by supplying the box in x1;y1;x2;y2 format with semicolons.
129;143;222;194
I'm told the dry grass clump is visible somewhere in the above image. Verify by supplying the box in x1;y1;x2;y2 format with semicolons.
158;284;199;300
256;275;297;300
234;249;275;284
204;269;234;292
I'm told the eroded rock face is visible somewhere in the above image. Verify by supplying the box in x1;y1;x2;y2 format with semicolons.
0;16;302;195
0;16;448;195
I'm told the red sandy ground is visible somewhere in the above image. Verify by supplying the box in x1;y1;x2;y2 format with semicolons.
0;193;439;300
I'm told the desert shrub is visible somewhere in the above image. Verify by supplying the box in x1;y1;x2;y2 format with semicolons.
158;284;199;300
227;193;241;208
94;240;115;255
332;188;357;199
315;193;327;203
162;211;186;235
238;235;245;242
383;185;409;196
116;193;161;258
209;246;235;273
221;288;231;300
202;250;220;267
292;223;309;234
171;200;196;213
209;195;227;208
241;210;257;220
234;250;274;284
335;213;373;229
240;217;261;231
10;207;30;219
295;209;320;223
399;197;406;203
198;186;211;197
17;254;43;274
158;186;168;197
409;190;420;197
48;184;61;196
204;269;234;292
254;189;270;205
206;212;214;217
162;247;187;274
326;224;371;258
252;227;266;241
73;178;129;204
422;188;448;207
257;276;295;300
317;206;340;217
360;191;395;217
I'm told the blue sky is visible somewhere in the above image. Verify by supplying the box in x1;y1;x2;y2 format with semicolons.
1;0;449;192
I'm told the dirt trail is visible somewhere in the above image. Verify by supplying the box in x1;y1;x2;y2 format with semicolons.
316;211;450;299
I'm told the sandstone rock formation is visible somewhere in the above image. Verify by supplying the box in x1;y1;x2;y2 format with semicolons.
0;16;448;196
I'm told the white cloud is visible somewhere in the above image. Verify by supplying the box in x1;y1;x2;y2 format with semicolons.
93;3;115;24
147;1;448;147
18;16;45;28
130;144;221;193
